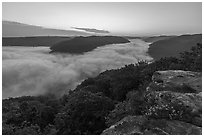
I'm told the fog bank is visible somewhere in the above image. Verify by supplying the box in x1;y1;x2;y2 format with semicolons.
2;39;153;98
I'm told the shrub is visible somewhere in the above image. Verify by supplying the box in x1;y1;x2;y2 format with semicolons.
180;43;202;72
54;90;115;134
105;101;130;127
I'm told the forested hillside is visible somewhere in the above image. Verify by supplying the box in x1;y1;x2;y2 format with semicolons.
50;36;130;53
2;36;71;47
148;34;202;60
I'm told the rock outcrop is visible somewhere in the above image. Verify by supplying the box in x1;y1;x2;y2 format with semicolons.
146;70;202;126
148;70;202;93
102;70;202;135
102;115;202;135
145;91;202;126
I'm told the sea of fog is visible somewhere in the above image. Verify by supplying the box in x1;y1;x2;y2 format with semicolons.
2;39;153;98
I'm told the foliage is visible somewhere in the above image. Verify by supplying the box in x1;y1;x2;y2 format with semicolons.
76;62;150;101
2;122;41;135
54;90;115;134
105;101;130;127
179;43;202;72
2;95;60;135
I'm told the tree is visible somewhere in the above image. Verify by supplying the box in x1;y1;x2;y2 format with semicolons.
55;90;114;134
180;43;202;72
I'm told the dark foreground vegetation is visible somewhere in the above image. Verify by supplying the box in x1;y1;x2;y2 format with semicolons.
2;43;202;135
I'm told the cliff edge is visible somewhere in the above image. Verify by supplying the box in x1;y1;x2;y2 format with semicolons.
102;70;202;135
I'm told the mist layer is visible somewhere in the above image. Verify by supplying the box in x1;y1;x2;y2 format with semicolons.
2;39;153;98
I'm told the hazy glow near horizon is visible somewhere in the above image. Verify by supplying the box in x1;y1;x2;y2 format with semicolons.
2;2;202;36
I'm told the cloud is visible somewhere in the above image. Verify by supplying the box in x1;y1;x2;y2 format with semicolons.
2;39;152;98
72;27;110;33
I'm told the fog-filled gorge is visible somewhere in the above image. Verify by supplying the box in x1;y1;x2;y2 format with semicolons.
2;39;153;98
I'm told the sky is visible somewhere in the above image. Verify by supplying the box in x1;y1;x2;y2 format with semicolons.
2;2;202;36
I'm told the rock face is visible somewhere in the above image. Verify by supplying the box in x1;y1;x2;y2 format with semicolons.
145;70;202;127
102;115;147;135
145;91;202;126
102;70;202;135
148;70;202;93
102;115;202;135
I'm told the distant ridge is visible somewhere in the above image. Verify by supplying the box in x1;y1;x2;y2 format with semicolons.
50;36;130;54
141;35;176;43
2;36;72;47
2;21;91;37
148;34;202;60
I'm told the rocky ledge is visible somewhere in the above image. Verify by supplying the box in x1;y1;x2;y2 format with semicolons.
102;70;202;135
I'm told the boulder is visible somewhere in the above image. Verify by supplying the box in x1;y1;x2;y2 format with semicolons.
144;118;202;135
145;70;202;126
102;115;202;135
145;91;202;126
148;70;202;93
102;115;147;135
